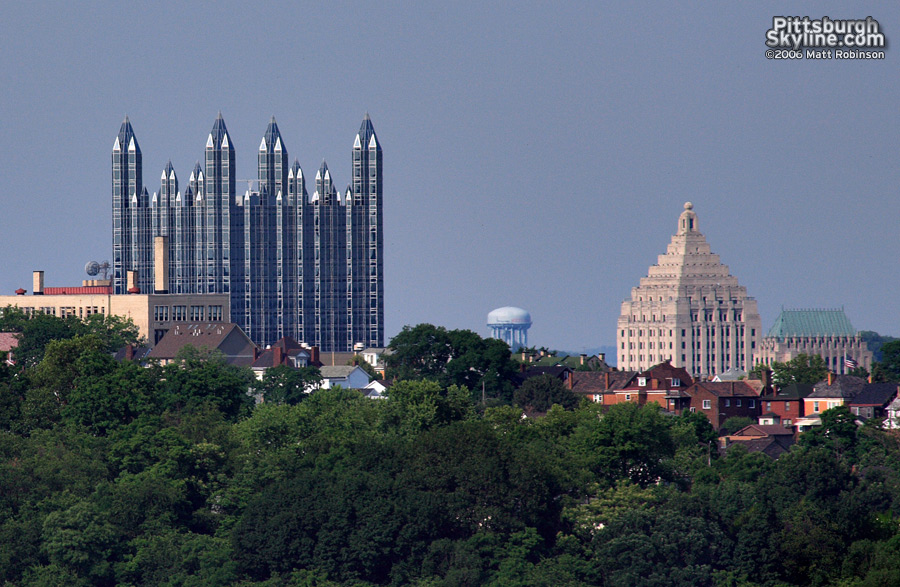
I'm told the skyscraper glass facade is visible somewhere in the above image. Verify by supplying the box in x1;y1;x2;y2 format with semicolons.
111;114;384;351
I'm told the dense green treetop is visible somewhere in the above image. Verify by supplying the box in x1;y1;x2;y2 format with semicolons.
4;316;900;585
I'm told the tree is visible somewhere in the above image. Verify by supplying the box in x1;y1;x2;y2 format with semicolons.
513;374;578;412
160;348;255;421
347;355;378;379
573;402;676;487
771;354;828;387
385;324;519;401
720;416;754;436
799;405;859;458
0;308;142;369
256;365;321;405
385;324;454;382
872;340;900;382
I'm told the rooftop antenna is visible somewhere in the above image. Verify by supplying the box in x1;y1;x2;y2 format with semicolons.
85;260;111;280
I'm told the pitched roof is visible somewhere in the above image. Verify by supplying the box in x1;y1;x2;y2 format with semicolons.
637;361;693;387
763;383;815;401
810;375;866;399
713;367;747;381
320;365;362;379
731;424;794;438
569;372;611;394
147;323;256;366
849;383;898;407
726;436;793;459
766;309;857;338
0;332;19;353
251;336;309;368
687;381;759;397
317;351;357;367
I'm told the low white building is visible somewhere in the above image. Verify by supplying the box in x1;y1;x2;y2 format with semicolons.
319;365;371;390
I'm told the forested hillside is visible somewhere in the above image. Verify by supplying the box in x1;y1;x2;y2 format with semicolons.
3;313;900;586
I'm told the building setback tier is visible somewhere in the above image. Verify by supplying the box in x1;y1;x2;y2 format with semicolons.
616;203;762;377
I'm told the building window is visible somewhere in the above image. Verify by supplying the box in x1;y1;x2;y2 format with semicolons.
749;400;755;408
725;399;730;407
785;402;790;411
638;377;647;386
736;399;742;407
625;394;631;401
814;401;820;413
190;305;204;321
672;378;680;387
702;399;711;409
208;305;223;321
154;305;169;322
173;305;186;321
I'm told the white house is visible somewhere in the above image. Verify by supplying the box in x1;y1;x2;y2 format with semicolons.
319;365;371;390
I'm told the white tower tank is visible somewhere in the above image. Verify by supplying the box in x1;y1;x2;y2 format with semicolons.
487;306;532;351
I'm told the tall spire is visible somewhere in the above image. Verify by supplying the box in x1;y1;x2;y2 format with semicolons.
356;113;379;152
116;115;140;154
259;116;288;203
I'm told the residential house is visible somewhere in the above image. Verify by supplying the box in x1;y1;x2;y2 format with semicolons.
517;349;613;372
605;361;693;407
250;337;316;380
803;374;866;418
362;379;391;399
319;365;371;390
848;383;898;421
516;366;574;389
720;424;795;458
758;383;814;430
0;333;19;365
360;347;391;377
669;381;762;430
147;323;257;366
569;370;636;403
885;396;900;429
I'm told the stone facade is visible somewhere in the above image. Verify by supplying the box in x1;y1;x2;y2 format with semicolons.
616;203;762;376
0;271;229;346
755;308;873;374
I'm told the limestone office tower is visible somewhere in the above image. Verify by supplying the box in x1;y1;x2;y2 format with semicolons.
617;203;761;376
111;114;384;351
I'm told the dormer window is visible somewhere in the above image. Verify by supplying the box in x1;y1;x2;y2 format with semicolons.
638;377;647;386
671;378;680;387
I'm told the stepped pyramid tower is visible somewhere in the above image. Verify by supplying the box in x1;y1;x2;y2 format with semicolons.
616;202;761;376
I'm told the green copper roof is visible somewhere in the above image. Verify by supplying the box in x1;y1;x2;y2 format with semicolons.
766;309;856;338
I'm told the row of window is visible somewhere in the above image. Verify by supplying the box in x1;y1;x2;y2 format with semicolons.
702;398;757;409
153;305;223;323
623;327;755;338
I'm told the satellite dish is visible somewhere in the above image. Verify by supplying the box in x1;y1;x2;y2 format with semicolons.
85;261;100;276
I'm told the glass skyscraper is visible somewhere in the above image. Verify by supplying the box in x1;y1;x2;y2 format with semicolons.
111;114;384;351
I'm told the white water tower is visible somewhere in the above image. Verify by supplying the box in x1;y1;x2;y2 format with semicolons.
487;306;532;351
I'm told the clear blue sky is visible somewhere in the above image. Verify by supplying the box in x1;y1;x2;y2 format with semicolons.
1;2;897;353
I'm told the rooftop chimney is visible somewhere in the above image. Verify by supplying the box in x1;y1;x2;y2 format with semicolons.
32;271;44;295
154;236;169;294
827;372;834;385
126;271;138;293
